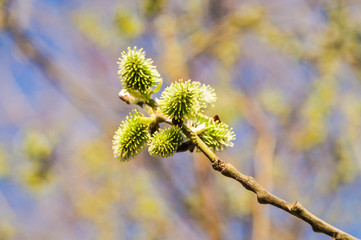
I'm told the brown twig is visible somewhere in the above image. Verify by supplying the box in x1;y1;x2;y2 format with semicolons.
187;130;359;240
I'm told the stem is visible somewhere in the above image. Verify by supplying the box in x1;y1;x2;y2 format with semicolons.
182;124;359;240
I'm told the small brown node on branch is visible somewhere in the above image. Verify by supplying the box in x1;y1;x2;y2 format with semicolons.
291;201;306;216
311;225;322;233
213;114;221;123
212;159;220;170
256;192;268;204
212;159;225;171
291;201;300;210
333;232;340;240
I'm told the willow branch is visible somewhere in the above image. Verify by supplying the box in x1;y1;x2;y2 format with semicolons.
185;127;359;240
117;89;359;240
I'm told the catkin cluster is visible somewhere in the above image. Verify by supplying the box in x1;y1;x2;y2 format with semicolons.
113;47;235;161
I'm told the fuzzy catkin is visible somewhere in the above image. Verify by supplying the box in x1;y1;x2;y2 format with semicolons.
188;114;235;152
113;110;150;161
118;47;160;94
158;80;199;121
148;126;183;158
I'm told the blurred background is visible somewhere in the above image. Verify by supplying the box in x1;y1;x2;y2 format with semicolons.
0;0;361;239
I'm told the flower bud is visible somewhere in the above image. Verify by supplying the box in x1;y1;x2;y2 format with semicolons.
118;47;161;97
158;80;199;121
188;114;235;152
113;110;150;161
197;84;217;112
148;126;183;158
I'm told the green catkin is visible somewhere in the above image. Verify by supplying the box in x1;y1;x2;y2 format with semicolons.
158;80;200;121
113;110;150;161
197;84;217;112
148;126;183;158
114;47;235;161
188;114;235;152
118;47;160;94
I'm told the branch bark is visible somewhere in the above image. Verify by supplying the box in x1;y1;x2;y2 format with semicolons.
188;131;359;240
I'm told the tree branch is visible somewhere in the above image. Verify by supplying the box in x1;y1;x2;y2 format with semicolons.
187;129;359;240
119;92;359;239
114;48;358;239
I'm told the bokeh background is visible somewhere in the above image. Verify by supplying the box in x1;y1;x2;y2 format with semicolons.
0;0;361;239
